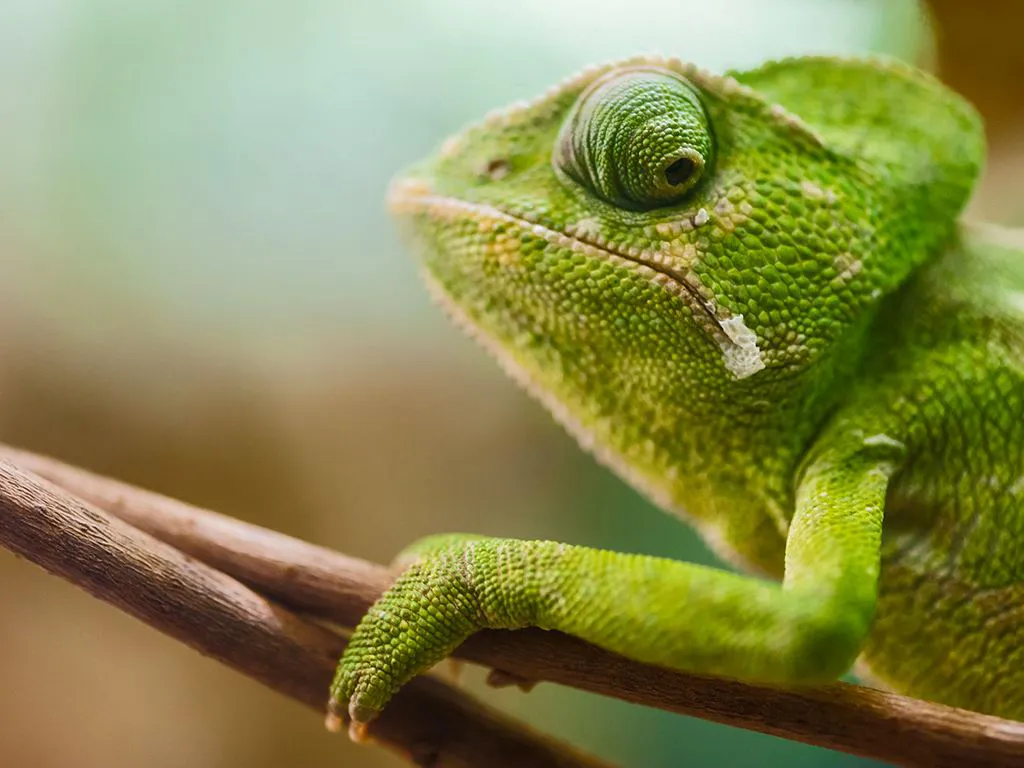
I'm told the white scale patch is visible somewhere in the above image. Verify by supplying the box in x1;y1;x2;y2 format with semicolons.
719;315;766;379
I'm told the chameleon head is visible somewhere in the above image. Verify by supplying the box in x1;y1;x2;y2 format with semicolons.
387;55;983;514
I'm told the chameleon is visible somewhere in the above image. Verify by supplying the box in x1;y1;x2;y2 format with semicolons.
330;54;1024;737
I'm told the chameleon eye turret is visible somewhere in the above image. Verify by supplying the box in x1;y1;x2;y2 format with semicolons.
554;67;714;210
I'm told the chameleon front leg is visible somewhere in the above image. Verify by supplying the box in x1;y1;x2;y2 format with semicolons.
331;437;900;733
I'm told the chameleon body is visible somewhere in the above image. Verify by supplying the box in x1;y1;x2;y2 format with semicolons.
332;55;1024;731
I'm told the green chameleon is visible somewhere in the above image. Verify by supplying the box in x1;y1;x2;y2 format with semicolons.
331;54;1024;736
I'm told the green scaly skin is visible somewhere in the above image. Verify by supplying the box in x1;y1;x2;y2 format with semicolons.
331;54;1024;733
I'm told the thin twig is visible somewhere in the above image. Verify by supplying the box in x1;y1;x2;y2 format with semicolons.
4;444;1024;768
0;460;613;768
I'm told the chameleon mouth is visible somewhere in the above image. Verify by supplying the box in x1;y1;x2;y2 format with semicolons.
388;177;721;329
388;177;766;380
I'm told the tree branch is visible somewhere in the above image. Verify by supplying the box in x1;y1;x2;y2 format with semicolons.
0;459;612;768
3;444;1024;768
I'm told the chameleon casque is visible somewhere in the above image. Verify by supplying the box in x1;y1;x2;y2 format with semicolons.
331;54;1024;735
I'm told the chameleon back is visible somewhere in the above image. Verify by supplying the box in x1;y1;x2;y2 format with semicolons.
851;225;1024;716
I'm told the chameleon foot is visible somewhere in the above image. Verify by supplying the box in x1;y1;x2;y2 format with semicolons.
329;535;492;735
323;696;372;745
323;706;343;735
324;697;371;743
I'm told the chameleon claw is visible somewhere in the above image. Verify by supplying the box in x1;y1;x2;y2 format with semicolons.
325;695;376;744
347;696;381;742
324;710;343;734
324;697;345;734
348;719;370;744
325;697;373;743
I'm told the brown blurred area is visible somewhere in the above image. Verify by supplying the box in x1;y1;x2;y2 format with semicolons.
0;2;1021;767
0;335;578;767
930;0;1024;222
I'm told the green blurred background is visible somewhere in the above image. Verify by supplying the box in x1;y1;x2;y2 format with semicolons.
1;1;1021;766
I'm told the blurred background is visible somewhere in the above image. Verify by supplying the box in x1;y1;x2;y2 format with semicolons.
0;1;1021;766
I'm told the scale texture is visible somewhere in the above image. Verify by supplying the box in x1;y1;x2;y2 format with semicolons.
330;54;1024;731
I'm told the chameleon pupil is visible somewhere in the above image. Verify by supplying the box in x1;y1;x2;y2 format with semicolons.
553;67;714;210
664;157;695;186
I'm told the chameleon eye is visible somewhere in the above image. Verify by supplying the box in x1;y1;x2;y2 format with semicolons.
554;67;714;211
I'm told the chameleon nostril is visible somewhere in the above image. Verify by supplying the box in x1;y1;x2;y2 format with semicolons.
484;158;510;180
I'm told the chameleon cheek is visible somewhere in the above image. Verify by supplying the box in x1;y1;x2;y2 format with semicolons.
553;66;715;211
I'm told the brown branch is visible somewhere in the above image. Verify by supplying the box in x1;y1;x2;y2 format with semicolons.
0;459;613;768
4;444;1024;768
